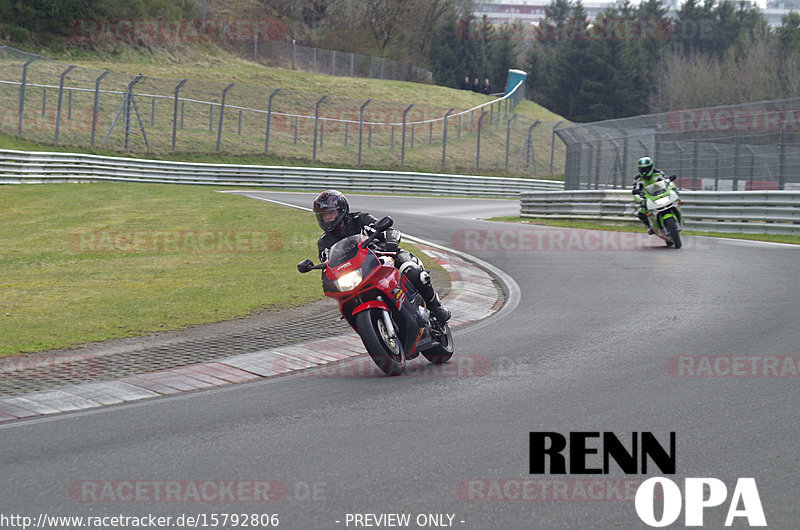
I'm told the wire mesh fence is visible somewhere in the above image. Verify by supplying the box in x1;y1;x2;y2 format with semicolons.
556;99;800;191
0;45;566;178
246;40;433;83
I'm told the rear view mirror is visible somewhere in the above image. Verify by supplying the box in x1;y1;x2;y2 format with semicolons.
375;216;393;232
297;259;315;273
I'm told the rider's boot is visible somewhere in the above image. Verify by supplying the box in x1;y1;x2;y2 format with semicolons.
426;292;451;323
417;272;451;322
637;212;654;235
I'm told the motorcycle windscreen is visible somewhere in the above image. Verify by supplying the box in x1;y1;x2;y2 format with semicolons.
644;181;668;196
327;235;363;267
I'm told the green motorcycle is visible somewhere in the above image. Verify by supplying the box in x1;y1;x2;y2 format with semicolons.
637;175;684;249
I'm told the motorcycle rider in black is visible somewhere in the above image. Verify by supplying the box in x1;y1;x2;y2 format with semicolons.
313;190;451;323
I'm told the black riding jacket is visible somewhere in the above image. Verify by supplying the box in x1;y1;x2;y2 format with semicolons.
317;212;401;262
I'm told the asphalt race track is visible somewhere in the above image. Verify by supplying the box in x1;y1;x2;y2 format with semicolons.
2;192;799;529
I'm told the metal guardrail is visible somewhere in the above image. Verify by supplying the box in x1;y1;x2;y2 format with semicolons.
0;149;563;197
521;190;800;234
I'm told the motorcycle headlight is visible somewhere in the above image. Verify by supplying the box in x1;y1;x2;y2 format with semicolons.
654;196;671;207
334;270;362;291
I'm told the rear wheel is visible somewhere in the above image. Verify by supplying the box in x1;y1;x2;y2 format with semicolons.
356;309;405;375
664;217;682;249
422;322;454;364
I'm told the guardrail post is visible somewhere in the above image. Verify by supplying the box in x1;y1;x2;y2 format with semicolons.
442;108;454;168
265;88;280;154
238;110;242;135
18;55;38;134
216;83;236;152
391;125;394;150
401;104;414;165
458;114;462;138
54;65;77;143
429;121;433;145
345;123;349;146
358;99;371;165
42;87;47;116
411;123;415;148
312;95;327;160
294;117;299;144
505;113;517;169
209;106;214;132
320;119;325;148
476;110;488;169
150;97;155;127
171;79;187;150
91;70;111;147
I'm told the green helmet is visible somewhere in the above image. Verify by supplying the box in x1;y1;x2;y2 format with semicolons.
637;156;654;178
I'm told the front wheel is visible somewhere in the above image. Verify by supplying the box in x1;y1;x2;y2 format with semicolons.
422;322;454;364
356;309;405;375
664;217;682;249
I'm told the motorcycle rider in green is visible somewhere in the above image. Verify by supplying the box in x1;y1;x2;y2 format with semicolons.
631;156;669;235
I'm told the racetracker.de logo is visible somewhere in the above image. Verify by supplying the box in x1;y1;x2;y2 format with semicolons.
667;355;800;377
456;479;648;502
452;228;707;252
69;480;287;502
68;18;286;43
666;108;800;133
68;230;284;253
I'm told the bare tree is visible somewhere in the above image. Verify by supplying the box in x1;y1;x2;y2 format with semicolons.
364;0;413;52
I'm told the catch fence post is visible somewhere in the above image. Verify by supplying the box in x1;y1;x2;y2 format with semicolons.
313;95;328;160
92;70;111;147
358;99;371;165
216;83;236;152
54;65;77;143
171;79;187;150
265;88;281;154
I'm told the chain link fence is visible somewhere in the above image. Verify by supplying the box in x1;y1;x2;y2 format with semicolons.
244;40;433;83
0;46;566;178
557;99;800;190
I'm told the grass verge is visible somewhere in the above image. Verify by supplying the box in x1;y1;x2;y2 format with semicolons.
0;183;445;357
488;217;800;245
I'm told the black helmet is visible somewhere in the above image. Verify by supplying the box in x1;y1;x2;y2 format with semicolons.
637;156;655;178
313;190;349;233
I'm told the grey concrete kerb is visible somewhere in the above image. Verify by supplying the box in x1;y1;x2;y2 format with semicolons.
0;244;507;423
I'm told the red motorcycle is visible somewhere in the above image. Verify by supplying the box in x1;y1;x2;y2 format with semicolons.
297;217;454;375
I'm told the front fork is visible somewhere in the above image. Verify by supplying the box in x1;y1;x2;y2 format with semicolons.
378;298;398;341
